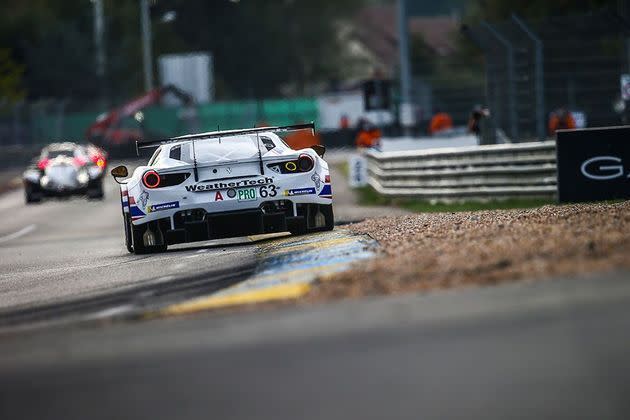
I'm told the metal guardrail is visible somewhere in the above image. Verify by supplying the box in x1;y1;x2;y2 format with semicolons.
365;141;557;201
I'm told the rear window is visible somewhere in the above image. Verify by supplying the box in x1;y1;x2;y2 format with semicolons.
148;147;162;166
169;145;182;161
46;150;74;159
260;136;275;151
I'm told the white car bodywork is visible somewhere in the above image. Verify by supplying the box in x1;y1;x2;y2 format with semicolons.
23;142;107;203
117;126;332;251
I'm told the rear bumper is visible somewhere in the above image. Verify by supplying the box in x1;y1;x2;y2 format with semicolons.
24;179;102;197
141;202;323;245
166;209;297;244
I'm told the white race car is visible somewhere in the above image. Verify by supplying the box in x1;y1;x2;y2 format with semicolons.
23;142;107;203
111;123;333;254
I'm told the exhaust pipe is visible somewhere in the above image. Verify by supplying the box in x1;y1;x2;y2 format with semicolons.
314;206;326;228
143;227;156;246
142;224;164;247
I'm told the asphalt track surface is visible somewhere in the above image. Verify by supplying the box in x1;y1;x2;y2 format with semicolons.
1;163;630;419
0;172;267;314
1;270;629;419
0;159;403;321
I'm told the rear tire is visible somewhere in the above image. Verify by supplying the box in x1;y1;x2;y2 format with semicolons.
87;181;104;200
24;185;42;204
123;214;134;253
322;204;335;231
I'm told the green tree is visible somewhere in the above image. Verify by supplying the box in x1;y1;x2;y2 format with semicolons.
154;0;363;98
0;0;366;103
0;48;25;109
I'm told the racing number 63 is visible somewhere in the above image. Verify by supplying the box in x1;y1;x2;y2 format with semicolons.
259;185;277;198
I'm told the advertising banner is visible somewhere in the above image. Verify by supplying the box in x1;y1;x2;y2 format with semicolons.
557;126;630;202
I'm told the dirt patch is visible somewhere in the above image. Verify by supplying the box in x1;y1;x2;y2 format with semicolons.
307;201;630;301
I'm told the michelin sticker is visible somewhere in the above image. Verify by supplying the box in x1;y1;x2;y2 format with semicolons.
285;187;316;196
148;201;180;213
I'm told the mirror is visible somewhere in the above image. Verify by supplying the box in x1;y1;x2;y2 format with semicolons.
310;144;326;157
110;165;128;178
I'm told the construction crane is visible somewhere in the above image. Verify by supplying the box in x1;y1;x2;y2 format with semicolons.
86;84;195;148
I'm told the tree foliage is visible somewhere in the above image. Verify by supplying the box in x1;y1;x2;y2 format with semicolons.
2;0;616;105
153;0;361;98
0;48;25;108
0;0;363;105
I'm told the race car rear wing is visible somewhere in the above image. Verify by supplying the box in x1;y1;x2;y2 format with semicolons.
135;122;315;152
135;122;316;181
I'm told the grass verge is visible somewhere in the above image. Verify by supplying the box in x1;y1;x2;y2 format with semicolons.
355;185;554;213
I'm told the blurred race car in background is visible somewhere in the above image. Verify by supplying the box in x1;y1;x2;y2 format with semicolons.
110;123;333;254
23;142;108;204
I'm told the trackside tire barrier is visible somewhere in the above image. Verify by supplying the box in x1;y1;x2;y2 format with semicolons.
365;141;557;201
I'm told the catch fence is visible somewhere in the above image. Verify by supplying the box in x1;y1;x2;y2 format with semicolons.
0;98;318;147
463;10;630;142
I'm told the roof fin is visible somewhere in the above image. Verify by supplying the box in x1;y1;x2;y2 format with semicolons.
256;127;264;175
191;138;198;182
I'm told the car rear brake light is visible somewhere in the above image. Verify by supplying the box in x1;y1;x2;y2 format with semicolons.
142;170;161;188
267;156;315;174
298;154;314;172
142;171;190;189
92;155;106;168
37;159;50;170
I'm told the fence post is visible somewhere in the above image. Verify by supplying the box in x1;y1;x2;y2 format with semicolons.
397;0;414;135
512;14;545;141
482;22;518;142
460;25;498;144
489;55;501;144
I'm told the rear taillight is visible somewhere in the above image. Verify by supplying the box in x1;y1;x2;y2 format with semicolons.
37;159;49;170
142;171;190;188
92;155;106;168
297;154;314;172
142;170;161;188
268;155;316;174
